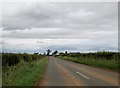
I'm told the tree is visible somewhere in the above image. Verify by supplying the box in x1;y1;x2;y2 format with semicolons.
46;49;51;56
34;52;39;55
52;50;58;56
65;51;68;54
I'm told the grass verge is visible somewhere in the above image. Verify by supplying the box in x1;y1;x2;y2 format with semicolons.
2;57;48;86
58;56;119;71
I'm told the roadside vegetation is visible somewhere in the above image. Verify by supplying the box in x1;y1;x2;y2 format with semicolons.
2;53;48;86
58;51;119;71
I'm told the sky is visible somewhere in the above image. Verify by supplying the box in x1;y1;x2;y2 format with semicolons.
1;2;118;53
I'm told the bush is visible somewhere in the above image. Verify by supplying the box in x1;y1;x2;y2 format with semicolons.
2;53;45;67
58;51;119;71
2;53;20;66
59;51;119;60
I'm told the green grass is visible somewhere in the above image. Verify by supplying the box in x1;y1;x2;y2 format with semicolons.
58;56;119;71
2;57;48;86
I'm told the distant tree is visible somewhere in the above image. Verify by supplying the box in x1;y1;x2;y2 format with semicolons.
52;50;58;56
34;52;39;55
65;51;68;54
46;49;51;56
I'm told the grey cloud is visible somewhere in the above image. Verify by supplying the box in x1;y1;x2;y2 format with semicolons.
2;2;117;31
37;41;44;43
1;2;118;53
39;41;118;52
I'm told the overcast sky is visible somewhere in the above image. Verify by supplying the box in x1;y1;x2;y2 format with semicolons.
1;2;118;53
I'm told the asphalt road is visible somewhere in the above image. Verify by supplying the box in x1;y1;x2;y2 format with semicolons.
38;56;118;86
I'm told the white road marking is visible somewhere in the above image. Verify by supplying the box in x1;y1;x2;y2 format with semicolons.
76;72;90;80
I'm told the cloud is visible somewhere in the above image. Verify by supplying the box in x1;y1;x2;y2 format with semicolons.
1;2;118;53
2;2;117;30
2;38;118;53
2;2;117;39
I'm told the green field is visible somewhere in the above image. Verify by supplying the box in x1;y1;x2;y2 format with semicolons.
58;52;119;71
2;53;48;86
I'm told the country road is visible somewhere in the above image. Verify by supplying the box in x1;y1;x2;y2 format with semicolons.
37;56;118;86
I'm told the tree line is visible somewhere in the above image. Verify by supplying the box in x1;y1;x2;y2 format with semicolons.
2;53;45;67
59;51;119;60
